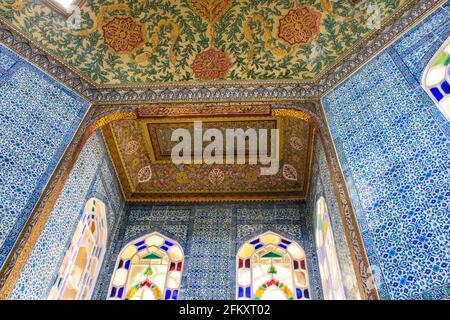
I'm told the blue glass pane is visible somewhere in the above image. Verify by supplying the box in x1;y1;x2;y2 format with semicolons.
124;260;130;269
250;239;260;245
296;288;302;299
164;240;174;247
137;245;146;251
430;87;444;101
281;239;292;244
304;289;309;299
110;287;117;298
161;245;169;251
238;287;244;297
245;287;251;298
134;240;145;247
441;80;450;94
172;290;178;300
117;287;124;298
278;243;287;249
255;244;263;249
165;289;171;300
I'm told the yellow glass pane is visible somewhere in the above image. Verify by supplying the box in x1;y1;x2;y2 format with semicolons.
121;245;137;260
145;234;164;247
112;268;128;286
287;243;304;260
168;246;183;262
445;43;450;54
238;243;254;259
294;270;307;287
260;233;280;245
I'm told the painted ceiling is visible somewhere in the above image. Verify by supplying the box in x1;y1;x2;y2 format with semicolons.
101;106;315;201
0;0;406;86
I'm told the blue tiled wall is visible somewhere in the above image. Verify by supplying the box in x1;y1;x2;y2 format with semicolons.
9;131;125;299
93;202;323;300
322;3;450;299
308;134;361;299
0;44;88;268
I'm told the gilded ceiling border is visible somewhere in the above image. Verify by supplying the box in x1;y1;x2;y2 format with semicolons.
101;111;314;202
0;0;443;103
0;100;377;300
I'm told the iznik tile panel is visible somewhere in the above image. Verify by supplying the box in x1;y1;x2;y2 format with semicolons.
322;3;450;300
94;202;323;300
9;131;125;300
0;44;88;267
308;134;361;300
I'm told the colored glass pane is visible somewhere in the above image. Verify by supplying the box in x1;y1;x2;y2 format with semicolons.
108;232;183;300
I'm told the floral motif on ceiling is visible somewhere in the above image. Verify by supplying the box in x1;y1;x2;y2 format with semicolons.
278;7;321;45
102;17;144;53
191;48;232;80
101;109;315;201
0;0;406;85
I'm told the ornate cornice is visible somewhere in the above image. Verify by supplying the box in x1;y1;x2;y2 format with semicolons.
317;0;445;94
0;0;443;103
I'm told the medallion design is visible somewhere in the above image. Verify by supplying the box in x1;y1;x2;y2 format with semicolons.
282;164;298;181
289;136;305;151
138;165;153;183
124;140;140;155
191;48;232;80
102;17;145;53
278;7;321;45
208;167;225;185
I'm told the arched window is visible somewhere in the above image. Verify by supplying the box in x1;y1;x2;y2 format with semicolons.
315;197;346;300
48;198;107;300
236;231;310;300
422;36;450;120
108;232;183;300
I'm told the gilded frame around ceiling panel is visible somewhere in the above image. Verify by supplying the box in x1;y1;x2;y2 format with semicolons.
101;111;322;202
139;116;283;165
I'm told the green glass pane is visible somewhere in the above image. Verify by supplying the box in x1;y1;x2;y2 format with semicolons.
444;56;450;66
142;253;161;260
262;251;283;258
434;52;446;66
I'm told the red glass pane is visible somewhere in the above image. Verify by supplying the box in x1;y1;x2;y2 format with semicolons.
300;260;305;270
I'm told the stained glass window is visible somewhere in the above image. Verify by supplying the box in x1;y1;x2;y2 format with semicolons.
108;232;183;300
422;36;450;120
48;198;107;300
236;231;310;300
315;197;346;300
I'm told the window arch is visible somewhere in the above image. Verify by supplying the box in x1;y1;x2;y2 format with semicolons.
315;197;346;300
422;36;450;120
236;231;310;300
108;232;183;300
48;198;107;300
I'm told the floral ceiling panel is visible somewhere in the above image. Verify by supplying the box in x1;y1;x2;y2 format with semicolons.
0;0;406;85
101;109;314;201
